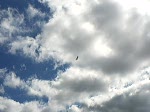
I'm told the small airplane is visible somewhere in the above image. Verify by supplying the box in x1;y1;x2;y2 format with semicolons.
76;56;78;60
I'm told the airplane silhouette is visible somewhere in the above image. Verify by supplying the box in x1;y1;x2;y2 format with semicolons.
76;56;78;60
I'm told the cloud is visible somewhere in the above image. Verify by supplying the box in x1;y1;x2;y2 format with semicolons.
82;86;150;112
0;66;106;111
0;68;7;78
9;36;40;59
1;0;150;112
81;68;150;112
49;67;108;109
1;67;150;112
25;78;53;97
0;8;24;43
3;72;24;88
105;92;150;112
0;97;47;112
8;36;56;62
26;5;46;19
54;67;107;92
0;85;5;94
0;5;49;45
68;105;82;112
11;0;150;76
0;97;22;112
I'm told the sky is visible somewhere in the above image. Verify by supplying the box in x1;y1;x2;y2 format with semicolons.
0;0;150;112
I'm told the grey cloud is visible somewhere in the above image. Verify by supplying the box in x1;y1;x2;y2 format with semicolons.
63;32;93;56
61;0;122;60
50;67;108;105
1;0;150;112
73;1;150;75
84;92;150;112
95;56;137;74
46;0;140;75
54;75;107;93
4;0;150;76
87;0;122;31
81;81;150;112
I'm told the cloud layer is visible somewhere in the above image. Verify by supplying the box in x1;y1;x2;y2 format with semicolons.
8;0;150;75
1;0;150;112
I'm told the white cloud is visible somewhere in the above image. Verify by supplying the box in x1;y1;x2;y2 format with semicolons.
114;0;150;15
21;101;47;112
0;68;7;78
48;67;108;109
2;0;150;112
1;67;150;112
9;36;50;62
0;8;24;43
3;0;150;76
26;5;46;18
0;85;5;94
0;97;47;112
9;37;40;58
0;97;22;112
12;0;150;76
80;67;150;112
25;78;55;97
1;67;150;111
3;72;24;88
82;83;150;112
4;66;107;111
68;105;82;112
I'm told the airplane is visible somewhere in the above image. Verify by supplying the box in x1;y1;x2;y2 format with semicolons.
76;56;78;60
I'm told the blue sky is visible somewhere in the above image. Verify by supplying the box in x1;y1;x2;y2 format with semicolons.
0;0;150;112
0;0;68;104
0;0;51;38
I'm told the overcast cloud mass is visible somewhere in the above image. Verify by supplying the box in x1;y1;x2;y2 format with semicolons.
1;0;150;112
